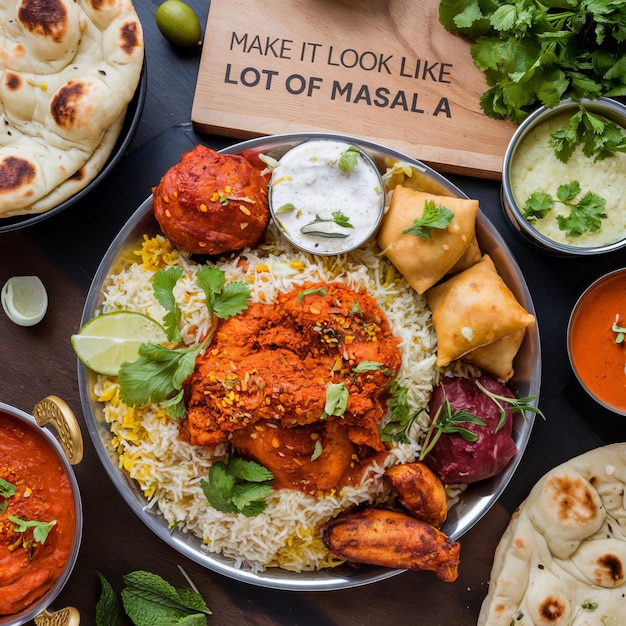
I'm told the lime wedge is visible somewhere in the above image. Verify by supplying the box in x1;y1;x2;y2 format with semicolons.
71;311;168;376
1;276;48;327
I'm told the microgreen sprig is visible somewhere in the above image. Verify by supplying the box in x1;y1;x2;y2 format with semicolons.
9;516;57;545
612;317;626;344
475;380;546;430
418;400;486;461
380;381;423;444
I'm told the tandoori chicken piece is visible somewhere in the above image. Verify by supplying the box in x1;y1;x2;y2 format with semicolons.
152;145;270;255
183;282;401;454
384;462;448;527
321;508;460;582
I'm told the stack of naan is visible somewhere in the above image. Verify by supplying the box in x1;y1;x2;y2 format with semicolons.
479;444;626;625
0;0;144;218
378;184;535;381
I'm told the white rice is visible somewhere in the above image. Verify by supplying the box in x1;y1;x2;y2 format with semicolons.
94;225;439;572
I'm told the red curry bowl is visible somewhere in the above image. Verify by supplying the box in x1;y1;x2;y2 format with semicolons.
0;400;83;626
567;268;626;416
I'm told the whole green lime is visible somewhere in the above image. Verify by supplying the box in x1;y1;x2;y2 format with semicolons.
156;0;202;47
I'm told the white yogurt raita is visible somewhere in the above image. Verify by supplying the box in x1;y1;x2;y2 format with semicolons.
269;140;384;254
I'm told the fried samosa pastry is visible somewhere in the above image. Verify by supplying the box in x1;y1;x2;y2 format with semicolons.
448;234;482;274
384;462;448;527
462;328;526;381
426;255;535;368
377;187;479;294
321;508;460;582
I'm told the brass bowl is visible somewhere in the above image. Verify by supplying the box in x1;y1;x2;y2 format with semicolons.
0;397;83;626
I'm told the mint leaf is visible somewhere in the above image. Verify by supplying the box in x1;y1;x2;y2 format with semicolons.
121;570;211;626
153;266;184;343
401;200;454;240
95;572;122;626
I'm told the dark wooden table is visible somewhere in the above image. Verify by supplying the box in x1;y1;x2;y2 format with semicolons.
1;2;625;624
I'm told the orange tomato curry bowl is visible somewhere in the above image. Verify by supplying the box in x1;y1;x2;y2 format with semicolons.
567;268;626;415
0;403;82;625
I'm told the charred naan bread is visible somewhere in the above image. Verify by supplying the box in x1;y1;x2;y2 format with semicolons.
377;187;479;294
0;0;143;217
479;444;626;626
426;255;535;368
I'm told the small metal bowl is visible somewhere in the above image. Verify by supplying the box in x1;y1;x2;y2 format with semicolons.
0;398;83;626
567;268;626;416
501;97;626;256
268;136;385;256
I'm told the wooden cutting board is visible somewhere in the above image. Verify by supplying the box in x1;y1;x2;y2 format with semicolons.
192;0;518;179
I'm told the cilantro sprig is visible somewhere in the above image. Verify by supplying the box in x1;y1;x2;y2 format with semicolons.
96;569;212;626
439;0;626;124
119;266;250;418
153;266;184;343
550;107;626;164
522;181;607;237
201;457;274;517
402;200;454;240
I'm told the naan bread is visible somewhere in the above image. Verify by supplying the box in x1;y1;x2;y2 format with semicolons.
377;187;479;294
426;255;535;368
0;0;143;217
478;444;626;626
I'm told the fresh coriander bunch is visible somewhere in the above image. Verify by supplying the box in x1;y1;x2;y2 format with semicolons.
439;0;626;123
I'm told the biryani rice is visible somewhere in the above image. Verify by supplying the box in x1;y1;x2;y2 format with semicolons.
94;226;440;572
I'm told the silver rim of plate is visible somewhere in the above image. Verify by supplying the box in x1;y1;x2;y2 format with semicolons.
77;132;542;591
